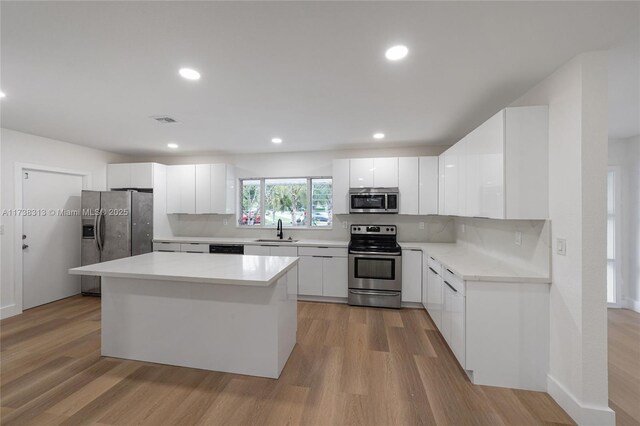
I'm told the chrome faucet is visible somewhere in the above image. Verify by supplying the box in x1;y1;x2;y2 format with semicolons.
276;219;284;240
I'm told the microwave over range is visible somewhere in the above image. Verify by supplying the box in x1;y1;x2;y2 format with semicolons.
349;187;399;214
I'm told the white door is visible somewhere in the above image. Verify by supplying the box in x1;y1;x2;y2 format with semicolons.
22;169;83;309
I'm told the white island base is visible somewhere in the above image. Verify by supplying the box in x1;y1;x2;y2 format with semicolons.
99;267;297;379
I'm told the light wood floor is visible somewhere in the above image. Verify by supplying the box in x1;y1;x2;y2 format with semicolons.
608;308;640;426
0;296;574;425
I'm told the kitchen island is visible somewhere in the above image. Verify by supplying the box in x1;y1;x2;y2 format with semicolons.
69;252;298;378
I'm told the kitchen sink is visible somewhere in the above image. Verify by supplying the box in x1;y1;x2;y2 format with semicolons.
254;238;299;243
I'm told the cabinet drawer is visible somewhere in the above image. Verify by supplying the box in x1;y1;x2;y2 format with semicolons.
443;268;465;295
180;243;209;253
153;242;181;252
298;246;348;257
427;256;442;273
270;246;298;257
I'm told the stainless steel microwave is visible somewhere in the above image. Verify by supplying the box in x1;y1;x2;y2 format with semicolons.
349;188;399;214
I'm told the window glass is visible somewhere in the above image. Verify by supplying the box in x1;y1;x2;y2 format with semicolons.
311;178;332;227
264;178;307;226
241;180;261;226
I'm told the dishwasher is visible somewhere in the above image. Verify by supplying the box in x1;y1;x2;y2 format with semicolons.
209;244;244;255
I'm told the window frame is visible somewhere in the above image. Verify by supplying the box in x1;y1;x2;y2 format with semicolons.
238;176;333;229
607;167;623;308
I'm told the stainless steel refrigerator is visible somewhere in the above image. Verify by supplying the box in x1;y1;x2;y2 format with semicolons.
81;190;153;295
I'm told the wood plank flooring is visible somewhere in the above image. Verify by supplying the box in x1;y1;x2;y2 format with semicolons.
1;296;575;425
608;308;640;426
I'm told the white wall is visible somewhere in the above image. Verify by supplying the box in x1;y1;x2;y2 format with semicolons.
135;145;456;243
454;218;550;277
510;52;612;424
0;128;126;318
609;135;640;311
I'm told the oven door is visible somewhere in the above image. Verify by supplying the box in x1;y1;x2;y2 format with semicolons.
348;253;402;291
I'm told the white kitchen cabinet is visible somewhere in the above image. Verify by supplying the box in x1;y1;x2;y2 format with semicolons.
401;249;422;303
298;246;348;298
349;158;374;187
426;257;443;330
322;256;348;298
332;159;350;214
153;242;181;252
418;156;439;215
107;163;154;189
270;246;298;257
373;157;399;187
195;164;237;214
438;156;446;215
180;243;209;253
244;245;271;256
298;256;324;296
398;157;419;215
440;106;548;219
244;245;297;257
442;272;465;368
166;165;196;214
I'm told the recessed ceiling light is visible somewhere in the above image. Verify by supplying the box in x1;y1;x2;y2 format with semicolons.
179;68;201;80
373;133;385;139
271;138;283;144
0;91;6;98
167;143;179;149
385;45;409;61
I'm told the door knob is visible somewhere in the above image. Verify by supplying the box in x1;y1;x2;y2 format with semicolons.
22;244;29;250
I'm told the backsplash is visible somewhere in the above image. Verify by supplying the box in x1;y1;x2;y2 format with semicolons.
454;217;551;276
168;214;455;243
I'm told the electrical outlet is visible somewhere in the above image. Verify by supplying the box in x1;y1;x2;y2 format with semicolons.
515;231;522;246
419;222;425;230
223;218;228;226
557;238;567;256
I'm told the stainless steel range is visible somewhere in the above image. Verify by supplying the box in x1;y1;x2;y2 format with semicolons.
348;225;402;309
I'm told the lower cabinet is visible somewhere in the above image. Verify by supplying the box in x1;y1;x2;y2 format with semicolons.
298;247;348;298
180;243;209;253
244;245;297;257
153;242;181;252
442;280;465;368
426;258;443;330
401;249;422;303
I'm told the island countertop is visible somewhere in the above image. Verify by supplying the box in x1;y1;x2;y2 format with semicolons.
69;252;299;287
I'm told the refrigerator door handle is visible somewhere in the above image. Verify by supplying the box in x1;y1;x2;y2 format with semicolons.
96;212;104;252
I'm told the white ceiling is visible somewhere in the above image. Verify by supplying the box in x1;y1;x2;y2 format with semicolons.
1;1;638;155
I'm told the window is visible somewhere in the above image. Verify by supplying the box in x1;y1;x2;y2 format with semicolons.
240;178;332;227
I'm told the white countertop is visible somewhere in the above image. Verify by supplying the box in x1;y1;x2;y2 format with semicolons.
399;242;550;283
154;236;349;248
69;252;299;286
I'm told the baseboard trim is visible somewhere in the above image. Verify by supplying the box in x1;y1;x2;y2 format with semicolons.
547;374;615;425
623;298;640;313
0;304;21;320
297;296;347;304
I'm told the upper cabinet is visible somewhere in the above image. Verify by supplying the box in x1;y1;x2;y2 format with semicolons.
349;157;398;188
167;165;196;214
398;157;419;214
418;156;439;215
107;163;154;189
439;106;548;219
168;164;236;215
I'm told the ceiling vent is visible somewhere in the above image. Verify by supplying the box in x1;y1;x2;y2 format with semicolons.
150;115;180;124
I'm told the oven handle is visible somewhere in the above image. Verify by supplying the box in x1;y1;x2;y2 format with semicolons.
349;289;400;297
349;251;401;256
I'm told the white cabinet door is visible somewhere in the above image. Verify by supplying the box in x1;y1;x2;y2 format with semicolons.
442;146;458;216
426;265;443;330
130;163;154;189
195;164;212;214
298;256;323;296
350;158;374;187
478;111;505;219
401;249;422;303
373;157;399;187
465;128;482;218
166;165;196;214
398;157;419;215
270;246;298;257
450;288;466;368
332;159;350;214
418;156;438;215
244;245;270;256
323;256;348;298
442;284;453;346
422;260;428;310
107;164;131;190
224;165;237;214
438;155;446;215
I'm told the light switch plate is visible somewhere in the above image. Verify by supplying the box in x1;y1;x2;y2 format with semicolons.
557;238;567;256
223;218;228;226
419;222;425;230
515;231;522;246
342;221;348;229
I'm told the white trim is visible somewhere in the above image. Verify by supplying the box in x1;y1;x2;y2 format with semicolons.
623;298;640;313
547;374;615;426
607;167;623;307
11;163;91;318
